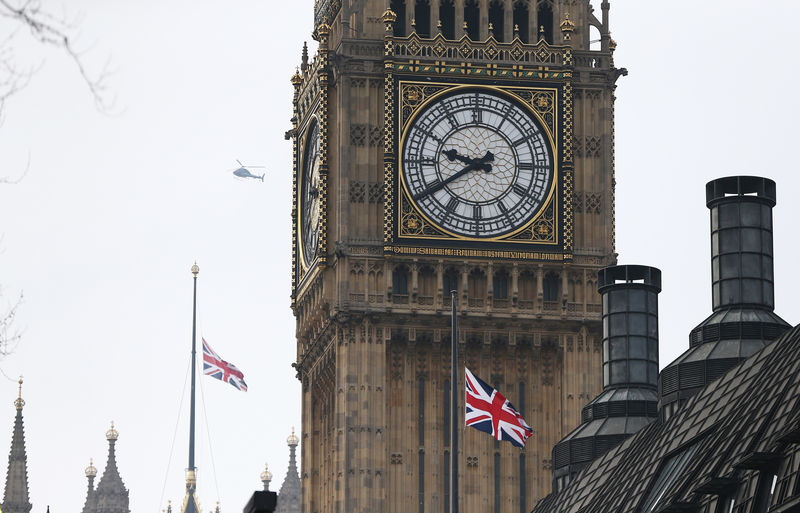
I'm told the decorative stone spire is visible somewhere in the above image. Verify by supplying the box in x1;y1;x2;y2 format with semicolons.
300;42;309;72
2;377;32;513
82;459;98;513
274;428;300;513
260;463;273;491
93;422;130;513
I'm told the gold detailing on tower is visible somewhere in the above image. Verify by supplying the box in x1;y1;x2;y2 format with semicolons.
14;376;24;410
287;426;299;446
560;13;575;42
191;262;199;277
382;8;397;31
85;458;97;478
106;421;119;441
291;67;302;86
609;38;617;51
185;468;197;486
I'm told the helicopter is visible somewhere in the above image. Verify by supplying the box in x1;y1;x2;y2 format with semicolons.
232;159;266;182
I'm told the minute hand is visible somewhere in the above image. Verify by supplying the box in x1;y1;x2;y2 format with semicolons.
413;153;493;200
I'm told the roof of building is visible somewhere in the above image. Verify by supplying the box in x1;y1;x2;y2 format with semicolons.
533;322;800;513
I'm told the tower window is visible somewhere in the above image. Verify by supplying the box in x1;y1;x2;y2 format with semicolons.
543;271;559;302
464;0;480;40
415;0;431;37
391;0;407;37
393;265;409;295
493;270;509;299
513;1;529;43
488;1;504;42
537;2;553;43
440;0;455;39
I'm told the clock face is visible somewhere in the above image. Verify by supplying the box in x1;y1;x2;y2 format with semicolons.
401;89;554;238
300;120;321;267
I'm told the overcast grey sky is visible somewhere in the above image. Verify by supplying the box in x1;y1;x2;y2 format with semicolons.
0;1;798;512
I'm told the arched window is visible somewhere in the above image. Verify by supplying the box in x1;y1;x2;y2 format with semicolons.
537;2;553;43
443;268;459;295
543;271;559;301
464;0;480;40
589;24;601;51
393;265;409;295
415;0;431;37
391;0;407;37
440;0;456;39
488;0;504;42
512;1;529;43
493;270;509;300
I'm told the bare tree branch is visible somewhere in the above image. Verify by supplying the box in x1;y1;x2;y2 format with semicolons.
0;290;23;356
0;0;115;113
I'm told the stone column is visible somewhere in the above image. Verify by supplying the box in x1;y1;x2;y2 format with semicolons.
479;0;488;40
503;0;513;42
511;264;519;306
455;0;465;37
431;0;440;36
411;261;419;300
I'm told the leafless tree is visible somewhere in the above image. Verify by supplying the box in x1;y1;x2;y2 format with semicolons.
0;0;114;117
1;0;111;349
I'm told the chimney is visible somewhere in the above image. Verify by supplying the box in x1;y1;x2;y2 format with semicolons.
659;176;790;420
551;265;661;493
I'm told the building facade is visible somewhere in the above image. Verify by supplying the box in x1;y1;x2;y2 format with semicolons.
290;1;624;512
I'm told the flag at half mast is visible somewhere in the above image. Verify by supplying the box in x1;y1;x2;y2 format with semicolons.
202;338;248;391
465;367;532;447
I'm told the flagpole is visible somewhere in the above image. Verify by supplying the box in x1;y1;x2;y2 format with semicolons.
189;262;199;474
450;289;459;513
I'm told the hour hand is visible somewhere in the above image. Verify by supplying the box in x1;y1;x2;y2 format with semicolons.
443;149;474;165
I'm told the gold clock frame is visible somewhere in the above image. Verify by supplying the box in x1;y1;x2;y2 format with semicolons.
395;82;559;244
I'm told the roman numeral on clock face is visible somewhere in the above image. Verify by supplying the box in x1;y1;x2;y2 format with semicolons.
473;205;482;219
513;137;528;147
519;162;534;170
513;184;528;197
446;197;459;213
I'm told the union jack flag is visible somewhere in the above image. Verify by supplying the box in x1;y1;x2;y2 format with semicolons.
465;367;532;447
202;338;248;392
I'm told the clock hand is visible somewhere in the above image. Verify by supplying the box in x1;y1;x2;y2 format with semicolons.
413;160;486;200
442;149;495;170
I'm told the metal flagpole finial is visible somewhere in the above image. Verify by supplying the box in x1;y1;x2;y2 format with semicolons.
191;262;199;277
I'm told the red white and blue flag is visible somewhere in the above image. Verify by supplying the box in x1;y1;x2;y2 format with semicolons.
465;367;532;447
202;338;248;392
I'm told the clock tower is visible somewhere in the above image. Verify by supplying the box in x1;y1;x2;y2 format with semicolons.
290;1;623;512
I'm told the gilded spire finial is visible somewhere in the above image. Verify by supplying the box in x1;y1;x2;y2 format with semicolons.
191;262;199;277
560;12;575;42
85;457;97;478
291;67;303;86
260;462;273;489
287;426;299;446
14;375;24;410
106;421;119;441
381;8;397;32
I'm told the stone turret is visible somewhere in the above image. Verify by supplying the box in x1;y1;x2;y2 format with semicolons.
274;428;300;513
82;459;98;513
260;464;273;492
2;378;32;513
93;422;130;513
